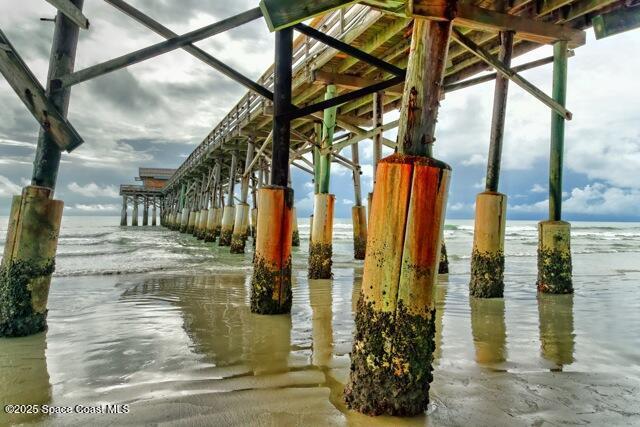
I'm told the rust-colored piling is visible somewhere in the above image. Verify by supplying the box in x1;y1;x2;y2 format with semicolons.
230;203;250;254
250;186;293;314
470;192;507;297
309;193;335;279
345;155;451;416
351;205;367;260
0;186;63;337
537;221;572;293
218;206;236;246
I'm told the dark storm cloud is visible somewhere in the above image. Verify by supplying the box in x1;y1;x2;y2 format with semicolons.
2;17;54;61
87;69;164;111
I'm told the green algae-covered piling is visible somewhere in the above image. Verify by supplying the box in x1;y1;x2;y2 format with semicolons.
345;15;452;416
1;186;63;337
538;41;572;294
470;192;507;297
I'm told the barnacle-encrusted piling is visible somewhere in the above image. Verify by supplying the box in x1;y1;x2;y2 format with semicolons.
186;210;197;234
537;221;572;294
352;205;367;260
204;208;217;242
309;193;334;279
345;155;451;416
438;241;449;274
0;186;63;337
469;192;507;297
230;203;250;253
218;206;235;246
196;208;208;239
179;208;189;233
250;186;293;314
291;207;300;247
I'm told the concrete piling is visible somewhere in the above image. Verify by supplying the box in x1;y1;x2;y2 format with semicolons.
186;209;196;234
537;221;572;294
230;203;250;253
196;209;207;239
179;208;189;233
309;193;335;279
132;197;139;226
218;206;235;246
291;207;300;247
250;186;293;314
470;192;507;297
204;208;217;242
351;205;367;260
0;186;63;337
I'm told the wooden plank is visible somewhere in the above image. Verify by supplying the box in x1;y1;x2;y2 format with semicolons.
0;29;83;151
312;70;403;95
260;0;356;31
408;0;456;21
451;29;572;120
592;7;640;40
454;4;586;48
45;0;89;29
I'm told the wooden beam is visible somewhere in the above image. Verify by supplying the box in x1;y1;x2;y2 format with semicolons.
312;70;404;95
593;7;640;40
55;7;263;88
321;119;400;155
451;29;572;120
454;4;586;48
45;0;90;29
0;29;83;152
260;0;356;31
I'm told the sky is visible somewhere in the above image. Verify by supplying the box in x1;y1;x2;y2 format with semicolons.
0;1;639;221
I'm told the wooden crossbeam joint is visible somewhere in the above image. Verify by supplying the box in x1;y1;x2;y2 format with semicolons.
45;0;90;29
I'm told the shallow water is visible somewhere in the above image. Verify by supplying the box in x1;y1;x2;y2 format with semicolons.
1;218;640;425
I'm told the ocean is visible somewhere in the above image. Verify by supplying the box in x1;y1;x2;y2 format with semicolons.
1;217;639;425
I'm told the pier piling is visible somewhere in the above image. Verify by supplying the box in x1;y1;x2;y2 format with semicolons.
132;197;139;226
219;151;238;246
231;140;255;253
345;16;452;416
120;196;128;226
351;141;367;260
470;30;513;298
250;27;293;315
143;196;149;226
538;41;573;294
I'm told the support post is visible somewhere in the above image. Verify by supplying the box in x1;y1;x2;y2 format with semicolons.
309;85;337;279
351;142;367;260
220;152;238;246
152;197;157;226
251;27;293;315
205;163;221;242
132;196;139;226
120;196;128;226
538;41;572;294
0;1;84;338
142;196;149;226
345;16;453;416
231;141;256;253
469;31;513;298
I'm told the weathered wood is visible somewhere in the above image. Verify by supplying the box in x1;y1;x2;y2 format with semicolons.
351;142;363;206
452;29;573;120
549;41;568;221
592;6;640;40
319;85;337;194
309;193;335;279
260;0;355;31
103;0;273;100
485;31;513;193
120;196;127;226
312;70;402;95
454;4;586;48
323;120;399;155
373;91;384;183
408;0;456;21
56;7;263;88
271;28;293;187
45;0;89;29
0;28;83;155
397;19;452;156
227;151;238;207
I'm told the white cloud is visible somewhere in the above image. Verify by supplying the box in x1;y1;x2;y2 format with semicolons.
66;204;119;213
342;198;354;205
473;178;486;189
510;183;640;216
530;183;546;193
68;182;119;198
0;175;21;197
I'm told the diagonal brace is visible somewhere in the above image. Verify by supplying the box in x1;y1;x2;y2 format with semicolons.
103;0;273;100
45;0;90;29
293;23;405;77
451;29;572;120
54;7;263;89
0;28;83;151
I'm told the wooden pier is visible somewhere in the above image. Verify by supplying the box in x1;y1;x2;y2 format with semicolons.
2;0;639;417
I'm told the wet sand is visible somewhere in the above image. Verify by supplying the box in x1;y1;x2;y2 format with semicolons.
2;240;640;426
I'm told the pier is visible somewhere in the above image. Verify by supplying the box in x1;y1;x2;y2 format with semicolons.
1;0;640;421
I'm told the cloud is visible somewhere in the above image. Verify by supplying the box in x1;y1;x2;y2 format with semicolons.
530;184;546;193
66;204;120;213
0;175;21;197
510;183;640;216
342;198;354;205
68;182;119;198
462;154;486;167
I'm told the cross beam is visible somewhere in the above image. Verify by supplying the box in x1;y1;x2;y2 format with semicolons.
452;29;573;120
0;28;83;151
55;7;263;89
103;0;273;100
45;0;90;29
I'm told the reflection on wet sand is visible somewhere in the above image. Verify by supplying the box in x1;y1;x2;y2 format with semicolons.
309;279;333;368
470;297;507;365
0;333;51;425
538;293;575;369
433;277;448;363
